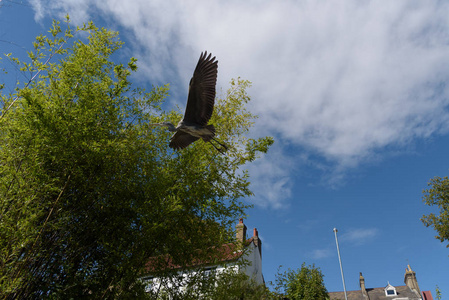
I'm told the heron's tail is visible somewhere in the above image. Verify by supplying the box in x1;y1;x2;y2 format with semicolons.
200;125;216;142
203;125;227;153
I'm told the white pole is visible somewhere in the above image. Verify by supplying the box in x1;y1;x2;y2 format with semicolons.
333;228;348;300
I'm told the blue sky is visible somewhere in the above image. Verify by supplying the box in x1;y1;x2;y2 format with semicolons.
2;0;449;296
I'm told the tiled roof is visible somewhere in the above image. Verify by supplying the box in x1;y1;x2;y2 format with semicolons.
145;238;256;273
329;285;421;300
422;290;433;300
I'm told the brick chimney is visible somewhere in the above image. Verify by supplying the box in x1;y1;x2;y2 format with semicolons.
253;227;262;258
404;265;421;296
236;218;247;245
359;272;369;299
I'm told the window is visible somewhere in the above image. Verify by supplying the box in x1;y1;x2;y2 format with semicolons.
384;283;397;297
203;267;216;277
141;276;154;293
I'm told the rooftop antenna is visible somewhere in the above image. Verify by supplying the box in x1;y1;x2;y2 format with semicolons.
333;228;348;300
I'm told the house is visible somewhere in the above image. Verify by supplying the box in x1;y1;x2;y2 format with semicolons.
328;265;431;300
141;218;264;295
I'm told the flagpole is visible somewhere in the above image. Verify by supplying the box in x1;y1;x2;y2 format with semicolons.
333;228;348;300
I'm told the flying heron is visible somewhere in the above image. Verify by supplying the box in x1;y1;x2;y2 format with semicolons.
151;51;227;152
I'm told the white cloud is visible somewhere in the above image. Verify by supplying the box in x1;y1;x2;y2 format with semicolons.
340;228;379;246
245;144;292;209
309;228;379;259
29;0;92;23
310;248;333;259
29;0;449;208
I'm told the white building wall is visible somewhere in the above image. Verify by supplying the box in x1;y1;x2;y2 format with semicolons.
143;241;263;295
143;263;240;295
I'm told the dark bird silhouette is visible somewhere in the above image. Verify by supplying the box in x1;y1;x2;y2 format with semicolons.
151;51;227;152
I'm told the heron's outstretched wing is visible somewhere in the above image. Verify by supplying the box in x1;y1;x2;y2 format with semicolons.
183;51;218;126
169;131;199;150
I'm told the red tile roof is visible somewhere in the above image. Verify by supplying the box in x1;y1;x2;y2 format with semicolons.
422;290;434;300
145;238;256;273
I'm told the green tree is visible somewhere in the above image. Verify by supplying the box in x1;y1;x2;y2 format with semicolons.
421;176;449;249
0;18;273;298
146;266;270;300
203;268;270;300
271;263;329;300
435;285;442;300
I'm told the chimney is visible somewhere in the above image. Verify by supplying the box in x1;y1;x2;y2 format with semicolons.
359;272;369;299
253;227;262;258
404;265;421;296
236;218;247;245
